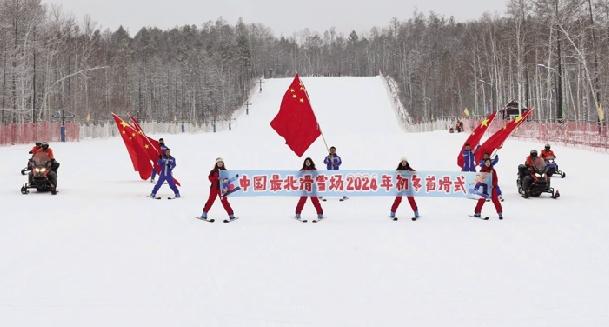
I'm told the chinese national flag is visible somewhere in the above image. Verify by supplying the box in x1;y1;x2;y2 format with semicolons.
113;113;139;172
130;130;154;180
457;112;496;168
475;109;534;163
112;113;153;180
270;74;321;157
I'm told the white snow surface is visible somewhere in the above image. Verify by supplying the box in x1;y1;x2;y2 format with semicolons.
1;77;609;326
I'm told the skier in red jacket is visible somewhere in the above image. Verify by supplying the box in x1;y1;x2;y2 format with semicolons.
474;158;503;219
295;157;323;221
390;158;419;220
200;157;235;221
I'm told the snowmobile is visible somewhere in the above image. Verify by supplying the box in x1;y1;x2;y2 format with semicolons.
544;159;566;178
20;152;57;195
517;164;559;199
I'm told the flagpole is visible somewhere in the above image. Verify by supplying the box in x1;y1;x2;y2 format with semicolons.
317;123;329;152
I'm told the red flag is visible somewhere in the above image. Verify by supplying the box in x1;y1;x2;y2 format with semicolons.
270;74;321;157
112;113;152;180
129;115;144;132
457;112;496;168
112;113;139;172
131;131;154;180
475;110;534;163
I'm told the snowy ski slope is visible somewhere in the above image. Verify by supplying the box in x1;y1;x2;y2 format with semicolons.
1;76;608;326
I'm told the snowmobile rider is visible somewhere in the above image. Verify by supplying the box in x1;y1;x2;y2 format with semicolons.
541;144;556;161
522;149;547;197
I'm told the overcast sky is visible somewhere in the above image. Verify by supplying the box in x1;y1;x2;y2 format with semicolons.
45;0;507;36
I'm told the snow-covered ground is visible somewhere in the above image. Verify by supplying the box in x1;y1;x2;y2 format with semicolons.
1;77;608;326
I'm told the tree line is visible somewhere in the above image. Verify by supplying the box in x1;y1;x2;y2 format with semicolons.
1;0;608;126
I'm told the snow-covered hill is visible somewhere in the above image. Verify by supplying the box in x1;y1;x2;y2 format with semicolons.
1;77;608;326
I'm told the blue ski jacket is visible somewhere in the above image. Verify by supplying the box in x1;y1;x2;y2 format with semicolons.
157;156;176;177
324;155;342;170
461;150;476;172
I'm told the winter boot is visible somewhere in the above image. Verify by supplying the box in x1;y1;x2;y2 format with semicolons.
474;213;481;218
150;193;157;198
200;211;208;219
174;193;181;198
317;213;324;220
295;213;302;220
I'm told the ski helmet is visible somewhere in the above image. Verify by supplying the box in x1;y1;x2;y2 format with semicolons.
530;149;537;157
545;143;550;150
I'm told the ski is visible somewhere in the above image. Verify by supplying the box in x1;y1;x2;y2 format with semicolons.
320;197;348;202
411;216;419;221
469;215;490;220
195;216;215;223
222;217;239;224
294;217;308;223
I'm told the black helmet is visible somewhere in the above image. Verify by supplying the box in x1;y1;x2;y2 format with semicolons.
35;142;42;147
530;149;537;157
41;143;49;150
545;144;550;150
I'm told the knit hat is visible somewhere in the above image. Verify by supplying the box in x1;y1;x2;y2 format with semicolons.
400;157;408;162
216;157;224;163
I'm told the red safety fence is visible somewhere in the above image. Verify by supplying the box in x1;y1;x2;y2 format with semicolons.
460;118;609;150
0;122;80;145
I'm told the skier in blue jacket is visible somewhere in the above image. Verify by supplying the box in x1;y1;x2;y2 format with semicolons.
461;143;476;172
323;146;342;170
150;138;168;183
322;146;346;201
150;148;180;198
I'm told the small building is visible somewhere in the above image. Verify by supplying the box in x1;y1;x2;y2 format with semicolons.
499;101;529;120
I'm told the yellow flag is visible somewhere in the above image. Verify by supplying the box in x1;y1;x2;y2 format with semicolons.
463;108;470;117
597;104;605;121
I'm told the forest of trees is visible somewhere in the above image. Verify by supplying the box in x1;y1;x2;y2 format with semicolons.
1;0;608;126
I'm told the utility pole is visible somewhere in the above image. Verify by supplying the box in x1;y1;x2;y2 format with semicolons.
245;101;252;115
555;0;564;122
258;78;264;93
